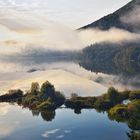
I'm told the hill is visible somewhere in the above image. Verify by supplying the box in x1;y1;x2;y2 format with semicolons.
80;0;140;33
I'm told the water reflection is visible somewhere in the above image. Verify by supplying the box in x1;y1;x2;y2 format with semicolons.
0;61;107;96
0;47;140;92
79;45;140;89
0;102;140;140
0;48;140;139
20;101;140;139
31;109;56;122
127;131;140;140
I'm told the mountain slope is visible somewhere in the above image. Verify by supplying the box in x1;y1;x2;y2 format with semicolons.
80;0;140;33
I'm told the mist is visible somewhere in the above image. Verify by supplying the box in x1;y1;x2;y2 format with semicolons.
0;3;140;73
1;6;140;58
120;5;140;30
0;9;86;57
78;27;140;45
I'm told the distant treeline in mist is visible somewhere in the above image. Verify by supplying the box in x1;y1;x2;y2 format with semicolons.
0;49;80;65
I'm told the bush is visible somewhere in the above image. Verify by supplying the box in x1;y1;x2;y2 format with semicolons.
127;131;140;140
65;96;96;109
109;104;129;121
21;81;65;110
129;90;140;100
94;98;112;110
0;89;23;101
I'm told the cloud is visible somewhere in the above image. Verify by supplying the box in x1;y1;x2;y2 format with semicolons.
0;104;20;139
0;1;140;65
0;0;42;10
1;3;140;57
42;129;60;138
64;130;71;133
78;27;140;45
0;103;11;116
0;8;84;57
42;129;71;139
56;135;65;139
0;126;14;138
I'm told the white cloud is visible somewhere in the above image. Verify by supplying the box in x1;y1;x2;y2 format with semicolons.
0;8;84;55
0;126;14;138
42;129;60;138
78;28;140;45
0;103;11;116
42;129;72;139
56;135;65;139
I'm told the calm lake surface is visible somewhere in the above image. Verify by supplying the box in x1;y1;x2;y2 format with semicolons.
0;103;130;140
0;59;139;140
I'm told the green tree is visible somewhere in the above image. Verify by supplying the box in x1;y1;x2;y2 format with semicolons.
41;81;55;98
107;87;119;101
30;82;40;95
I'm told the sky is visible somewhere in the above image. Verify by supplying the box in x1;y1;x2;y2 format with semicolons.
0;0;134;54
0;0;131;29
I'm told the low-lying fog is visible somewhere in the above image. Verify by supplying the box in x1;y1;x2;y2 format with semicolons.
0;0;140;95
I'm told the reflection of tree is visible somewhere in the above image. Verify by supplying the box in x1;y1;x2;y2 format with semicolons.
108;110;140;131
128;119;140;131
127;131;140;140
31;110;40;116
30;108;56;122
41;110;56;122
74;109;81;114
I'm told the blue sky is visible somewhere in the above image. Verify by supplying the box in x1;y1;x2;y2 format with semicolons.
0;0;131;28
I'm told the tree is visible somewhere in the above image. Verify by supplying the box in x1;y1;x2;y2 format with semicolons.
41;81;55;98
8;89;23;96
71;93;78;99
30;82;40;95
129;90;140;100
107;87;119;101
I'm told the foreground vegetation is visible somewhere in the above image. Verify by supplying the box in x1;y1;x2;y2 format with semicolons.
20;81;65;110
65;87;140;137
0;81;65;110
65;87;129;110
0;81;140;139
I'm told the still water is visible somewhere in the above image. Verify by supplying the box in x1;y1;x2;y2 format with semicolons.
0;103;130;140
0;58;139;140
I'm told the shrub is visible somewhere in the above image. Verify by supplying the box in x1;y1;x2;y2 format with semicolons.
0;89;23;101
129;90;140;100
109;104;129;121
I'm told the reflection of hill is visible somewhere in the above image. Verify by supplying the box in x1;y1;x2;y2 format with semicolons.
79;42;140;76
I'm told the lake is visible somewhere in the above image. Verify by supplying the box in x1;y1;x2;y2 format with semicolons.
0;58;138;140
0;0;140;139
0;103;130;140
